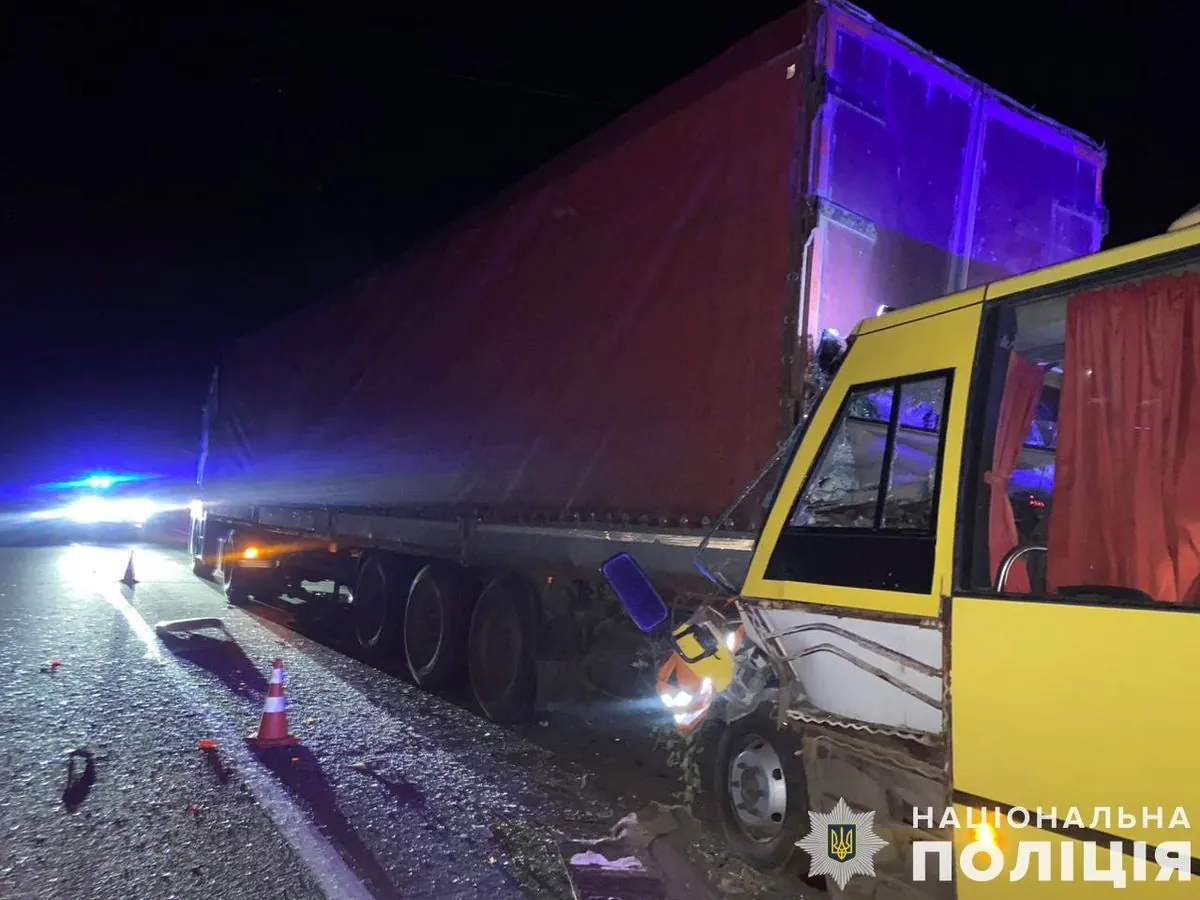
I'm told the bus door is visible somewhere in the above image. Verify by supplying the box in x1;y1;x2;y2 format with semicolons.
950;248;1200;897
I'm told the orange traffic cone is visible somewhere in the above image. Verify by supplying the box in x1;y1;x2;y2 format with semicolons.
246;658;299;748
121;552;137;586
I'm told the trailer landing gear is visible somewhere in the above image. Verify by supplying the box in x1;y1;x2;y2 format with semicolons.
219;533;282;608
223;564;283;607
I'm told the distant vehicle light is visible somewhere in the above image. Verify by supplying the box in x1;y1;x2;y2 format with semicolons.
84;475;115;490
243;546;259;560
189;499;204;519
63;496;157;525
28;496;162;525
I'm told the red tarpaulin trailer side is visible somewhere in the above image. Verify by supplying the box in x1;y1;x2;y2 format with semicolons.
205;11;811;527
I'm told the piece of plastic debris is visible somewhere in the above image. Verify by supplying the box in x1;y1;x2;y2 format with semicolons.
49;659;61;669
569;852;644;871
198;739;218;751
186;804;201;815
302;717;316;725
290;757;299;766
488;856;497;865
351;761;367;771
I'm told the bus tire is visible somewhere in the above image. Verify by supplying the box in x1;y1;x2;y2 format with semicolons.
713;706;811;872
404;563;474;690
468;574;538;723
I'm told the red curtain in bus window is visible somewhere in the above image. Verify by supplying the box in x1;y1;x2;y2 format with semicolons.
1048;271;1200;604
986;353;1044;592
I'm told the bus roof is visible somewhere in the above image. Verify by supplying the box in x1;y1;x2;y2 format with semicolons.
855;222;1200;337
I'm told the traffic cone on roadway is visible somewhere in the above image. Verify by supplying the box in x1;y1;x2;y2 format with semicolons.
121;552;137;586
246;658;299;748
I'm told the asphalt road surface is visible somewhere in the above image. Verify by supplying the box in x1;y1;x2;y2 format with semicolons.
0;540;804;900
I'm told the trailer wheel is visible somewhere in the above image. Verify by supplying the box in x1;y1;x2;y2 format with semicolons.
468;575;538;723
224;564;250;606
353;555;409;662
404;563;474;690
713;707;811;872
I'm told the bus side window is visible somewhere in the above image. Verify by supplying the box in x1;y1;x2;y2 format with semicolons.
959;264;1200;606
766;371;952;594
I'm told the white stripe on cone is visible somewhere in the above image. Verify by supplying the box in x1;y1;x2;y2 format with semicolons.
270;667;286;685
263;695;288;714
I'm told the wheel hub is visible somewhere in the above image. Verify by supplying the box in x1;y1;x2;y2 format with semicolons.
728;735;787;841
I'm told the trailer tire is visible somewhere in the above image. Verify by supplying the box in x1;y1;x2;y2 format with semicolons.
468;574;538;723
713;707;811;873
224;565;250;606
404;563;474;690
190;521;214;580
353;555;409;662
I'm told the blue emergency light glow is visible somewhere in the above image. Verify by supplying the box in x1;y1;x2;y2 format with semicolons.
39;472;153;492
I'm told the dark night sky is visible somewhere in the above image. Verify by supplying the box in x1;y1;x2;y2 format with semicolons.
0;3;1195;486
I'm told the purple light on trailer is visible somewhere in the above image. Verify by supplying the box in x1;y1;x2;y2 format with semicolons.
807;3;1105;339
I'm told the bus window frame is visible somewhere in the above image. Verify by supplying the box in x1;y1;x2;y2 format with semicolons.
764;368;955;594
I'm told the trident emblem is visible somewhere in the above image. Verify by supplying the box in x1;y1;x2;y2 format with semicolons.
828;824;857;862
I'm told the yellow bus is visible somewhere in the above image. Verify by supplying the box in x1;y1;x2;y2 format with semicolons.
606;210;1200;897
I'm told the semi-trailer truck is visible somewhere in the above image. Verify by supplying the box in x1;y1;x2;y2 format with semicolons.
189;0;1108;850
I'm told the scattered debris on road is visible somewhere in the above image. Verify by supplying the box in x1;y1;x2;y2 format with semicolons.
62;748;96;812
